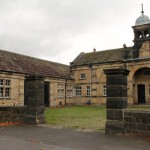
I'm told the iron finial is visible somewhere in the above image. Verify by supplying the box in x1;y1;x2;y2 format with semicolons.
141;4;144;14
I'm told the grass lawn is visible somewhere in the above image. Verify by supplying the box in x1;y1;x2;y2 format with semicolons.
45;105;106;131
44;104;150;131
128;105;150;110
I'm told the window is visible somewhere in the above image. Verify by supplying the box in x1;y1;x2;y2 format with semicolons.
0;79;11;99
80;73;86;79
74;86;82;96
103;85;107;96
86;86;91;96
66;85;73;98
0;87;4;98
144;70;150;76
57;84;64;98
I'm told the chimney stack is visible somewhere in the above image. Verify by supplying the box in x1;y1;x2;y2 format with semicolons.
93;48;96;52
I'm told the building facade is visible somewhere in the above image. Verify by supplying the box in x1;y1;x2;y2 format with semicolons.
0;10;150;107
70;9;150;105
0;50;74;107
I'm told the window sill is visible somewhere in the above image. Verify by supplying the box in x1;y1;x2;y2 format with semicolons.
79;78;86;80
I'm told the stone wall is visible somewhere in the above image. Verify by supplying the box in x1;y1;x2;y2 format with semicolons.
104;68;150;136
0;72;25;106
0;75;45;125
0;106;27;123
124;109;150;135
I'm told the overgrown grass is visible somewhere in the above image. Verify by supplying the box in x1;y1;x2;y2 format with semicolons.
45;105;106;130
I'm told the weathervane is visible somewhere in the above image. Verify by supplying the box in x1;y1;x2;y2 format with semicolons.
141;4;144;14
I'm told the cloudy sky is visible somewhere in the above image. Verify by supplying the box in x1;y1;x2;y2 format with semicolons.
0;0;150;65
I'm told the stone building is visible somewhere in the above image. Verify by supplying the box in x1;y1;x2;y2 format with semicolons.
70;9;150;105
0;50;74;107
0;9;150;107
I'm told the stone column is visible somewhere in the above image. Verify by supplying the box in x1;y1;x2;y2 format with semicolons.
25;75;45;124
104;68;130;134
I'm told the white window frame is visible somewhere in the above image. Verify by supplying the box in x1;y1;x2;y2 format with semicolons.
66;85;73;98
86;86;91;96
103;85;107;96
57;84;64;98
0;79;11;99
74;86;82;96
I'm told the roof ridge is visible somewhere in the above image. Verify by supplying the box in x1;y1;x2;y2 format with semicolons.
72;46;133;66
84;47;132;54
0;49;69;67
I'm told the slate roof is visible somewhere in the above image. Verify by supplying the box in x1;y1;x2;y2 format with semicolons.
0;50;70;79
72;47;132;66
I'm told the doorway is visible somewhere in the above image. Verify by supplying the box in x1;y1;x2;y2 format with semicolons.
137;84;145;104
44;82;50;107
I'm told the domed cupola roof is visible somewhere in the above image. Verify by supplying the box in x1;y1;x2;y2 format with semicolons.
135;4;150;26
135;14;150;25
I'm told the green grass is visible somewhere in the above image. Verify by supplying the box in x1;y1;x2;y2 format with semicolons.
45;105;106;130
44;104;150;131
128;105;150;110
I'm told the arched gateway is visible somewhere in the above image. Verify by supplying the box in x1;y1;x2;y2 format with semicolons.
132;67;150;104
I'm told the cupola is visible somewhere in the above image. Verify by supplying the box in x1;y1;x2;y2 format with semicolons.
132;4;150;58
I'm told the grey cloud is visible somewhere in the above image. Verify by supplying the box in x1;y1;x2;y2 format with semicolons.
0;0;148;64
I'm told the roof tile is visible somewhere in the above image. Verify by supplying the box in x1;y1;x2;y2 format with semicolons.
0;50;70;79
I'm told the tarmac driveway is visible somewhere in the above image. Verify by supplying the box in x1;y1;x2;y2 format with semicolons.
0;125;150;150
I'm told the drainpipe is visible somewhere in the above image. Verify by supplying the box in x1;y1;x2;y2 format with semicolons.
65;78;67;105
89;64;92;103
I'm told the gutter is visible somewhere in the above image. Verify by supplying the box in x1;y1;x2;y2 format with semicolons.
123;57;150;62
65;79;67;105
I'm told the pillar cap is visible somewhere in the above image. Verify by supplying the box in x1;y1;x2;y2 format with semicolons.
25;75;45;81
104;68;130;75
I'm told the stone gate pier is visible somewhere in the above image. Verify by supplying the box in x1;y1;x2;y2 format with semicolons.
104;68;130;134
25;75;45;124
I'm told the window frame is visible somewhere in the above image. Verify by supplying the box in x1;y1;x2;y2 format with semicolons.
86;86;91;96
103;85;107;96
144;70;150;76
149;84;150;95
66;85;73;98
80;73;86;80
74;86;82;96
0;79;11;99
57;83;64;98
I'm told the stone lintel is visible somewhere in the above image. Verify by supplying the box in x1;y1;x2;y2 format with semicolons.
25;75;45;81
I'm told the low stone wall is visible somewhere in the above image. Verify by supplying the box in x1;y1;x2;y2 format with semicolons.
124;110;150;135
0;106;27;123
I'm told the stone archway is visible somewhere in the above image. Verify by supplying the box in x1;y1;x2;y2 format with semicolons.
133;67;150;104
